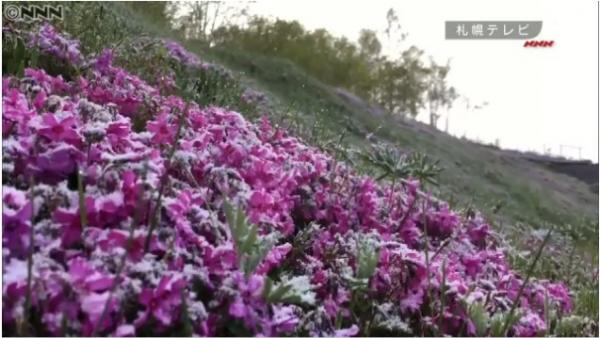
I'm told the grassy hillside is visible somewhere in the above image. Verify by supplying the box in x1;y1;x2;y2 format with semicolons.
200;47;598;239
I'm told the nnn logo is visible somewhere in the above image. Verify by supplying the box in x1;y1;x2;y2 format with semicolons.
523;40;554;48
3;5;64;21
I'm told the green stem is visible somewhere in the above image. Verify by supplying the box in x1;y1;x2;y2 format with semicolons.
421;198;441;337
501;229;552;335
387;177;397;215
144;105;188;253
439;258;447;323
93;163;148;337
24;174;36;335
422;213;432;312
77;169;87;229
565;245;576;284
375;172;389;181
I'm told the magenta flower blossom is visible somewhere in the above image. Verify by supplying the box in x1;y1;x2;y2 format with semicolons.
68;257;114;292
3;200;32;259
37;113;82;146
29;144;84;184
228;297;248;318
271;305;299;333
93;49;114;72
334;324;360;337
28;23;84;66
24;68;70;93
513;312;547;337
2;85;35;137
114;324;136;337
137;275;187;328
147;112;177;144
163;40;204;68
256;243;292;274
53;206;85;247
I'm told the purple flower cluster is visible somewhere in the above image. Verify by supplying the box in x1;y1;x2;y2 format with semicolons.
84;48;160;117
163;40;208;69
27;24;84;66
3;26;574;336
241;88;269;107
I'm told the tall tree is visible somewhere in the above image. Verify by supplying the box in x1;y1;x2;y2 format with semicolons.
425;60;457;128
209;11;457;119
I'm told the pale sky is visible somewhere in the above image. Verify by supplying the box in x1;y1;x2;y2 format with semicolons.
221;0;599;161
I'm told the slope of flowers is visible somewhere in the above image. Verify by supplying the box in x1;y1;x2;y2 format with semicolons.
2;25;573;336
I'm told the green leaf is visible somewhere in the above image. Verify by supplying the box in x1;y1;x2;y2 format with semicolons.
223;200;238;238
241;223;258;253
375;316;412;334
356;239;380;280
490;311;522;337
179;290;193;337
236;204;245;236
262;277;274;298
267;284;293;303
29;50;39;68
77;170;87;229
223;200;273;276
14;38;26;64
489;313;505;337
468;303;489;336
264;276;316;305
243;238;273;277
15;60;25;78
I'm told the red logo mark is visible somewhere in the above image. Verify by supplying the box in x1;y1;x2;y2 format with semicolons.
523;40;554;47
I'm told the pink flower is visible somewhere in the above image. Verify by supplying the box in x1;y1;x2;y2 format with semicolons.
28;24;84;65
255;243;292;274
94;192;126;228
271;305;299;333
462;253;484;278
400;288;424;313
249;189;274;210
81;291;110;323
513;311;546;337
37;113;81;146
68;257;114;292
33;90;47;110
94;49;114;72
3;87;35;136
114;324;135;337
467;217;490;247
97;229;146;261
137;275;187;327
544;281;573;313
334;324;359;337
53;205;86;247
24;67;70;93
147;113;177;144
229;297;247;318
163;40;204;68
2;201;32;258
